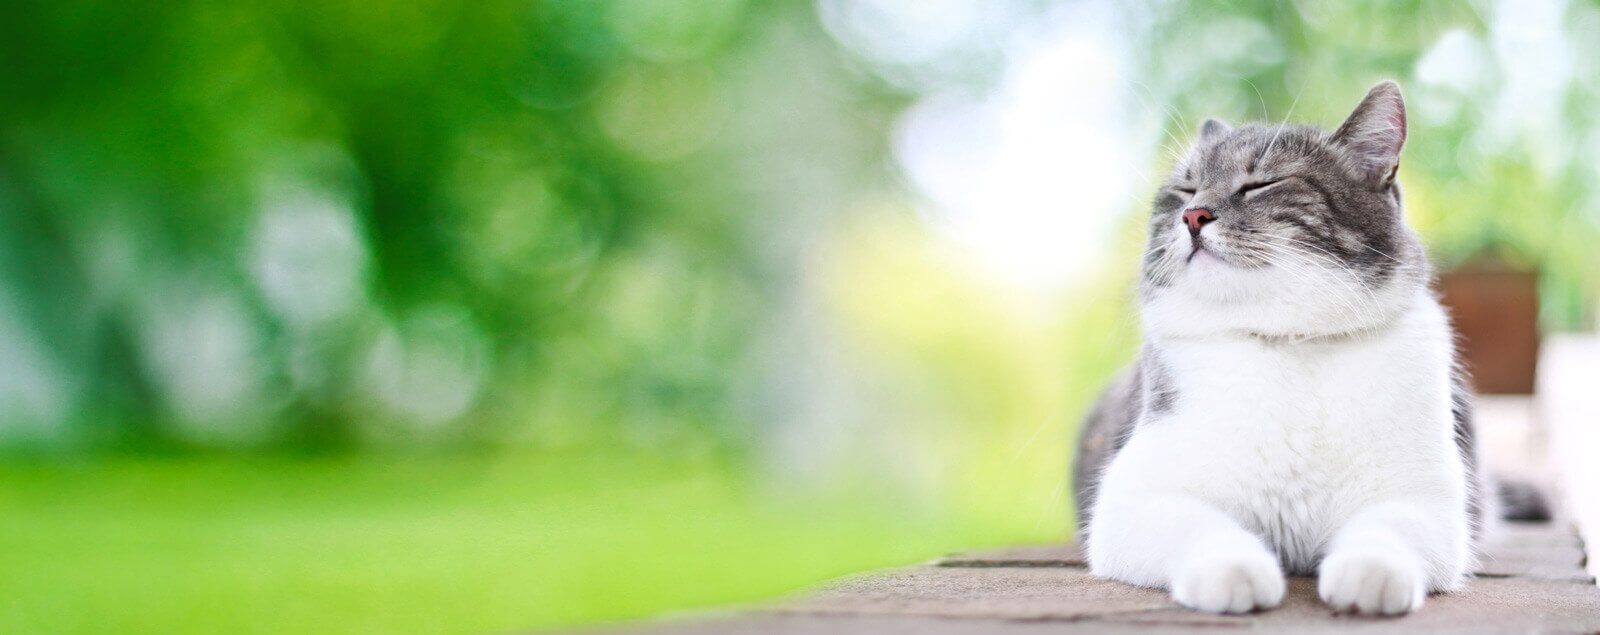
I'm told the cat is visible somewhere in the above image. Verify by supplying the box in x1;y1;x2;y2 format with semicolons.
1072;81;1514;616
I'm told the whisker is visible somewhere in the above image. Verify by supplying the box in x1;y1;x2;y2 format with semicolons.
1243;233;1380;304
1253;238;1384;318
1268;232;1401;266
1259;88;1305;165
1357;241;1403;264
1253;248;1370;320
1243;78;1268;122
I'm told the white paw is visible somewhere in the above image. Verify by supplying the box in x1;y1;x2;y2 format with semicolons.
1318;549;1426;615
1170;550;1286;614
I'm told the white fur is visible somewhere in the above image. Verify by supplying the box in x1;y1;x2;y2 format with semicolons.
1086;217;1470;616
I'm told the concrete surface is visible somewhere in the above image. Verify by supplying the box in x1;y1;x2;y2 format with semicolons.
595;523;1597;634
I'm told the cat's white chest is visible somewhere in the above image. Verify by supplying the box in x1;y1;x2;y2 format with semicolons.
1109;302;1462;573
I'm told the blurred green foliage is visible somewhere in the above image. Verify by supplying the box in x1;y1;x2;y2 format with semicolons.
0;0;881;449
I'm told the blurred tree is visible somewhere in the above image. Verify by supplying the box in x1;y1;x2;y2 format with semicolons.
0;0;903;450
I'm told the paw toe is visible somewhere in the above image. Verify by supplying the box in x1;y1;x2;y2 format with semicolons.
1173;553;1284;614
1318;550;1424;616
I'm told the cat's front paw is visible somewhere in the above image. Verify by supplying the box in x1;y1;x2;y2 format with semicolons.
1318;548;1426;615
1170;550;1285;614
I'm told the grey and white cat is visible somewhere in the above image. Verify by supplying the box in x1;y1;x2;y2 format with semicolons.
1072;82;1530;616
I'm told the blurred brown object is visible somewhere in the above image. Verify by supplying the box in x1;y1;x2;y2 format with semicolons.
1438;263;1540;394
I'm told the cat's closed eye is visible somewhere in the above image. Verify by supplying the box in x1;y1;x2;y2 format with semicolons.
1238;179;1282;197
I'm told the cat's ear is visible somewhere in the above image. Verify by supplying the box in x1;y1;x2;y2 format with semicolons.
1330;81;1406;188
1199;118;1231;142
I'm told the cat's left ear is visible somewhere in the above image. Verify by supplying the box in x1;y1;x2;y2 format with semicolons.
1199;118;1231;142
1330;81;1406;188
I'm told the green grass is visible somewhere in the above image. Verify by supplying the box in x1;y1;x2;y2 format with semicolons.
0;450;1043;634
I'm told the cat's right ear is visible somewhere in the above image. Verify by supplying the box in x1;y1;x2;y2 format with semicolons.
1330;81;1406;188
1199;118;1231;142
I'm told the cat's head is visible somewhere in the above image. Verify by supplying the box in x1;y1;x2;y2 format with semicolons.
1139;81;1428;340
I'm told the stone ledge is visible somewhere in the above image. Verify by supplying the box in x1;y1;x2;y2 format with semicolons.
936;523;1594;584
596;522;1599;634
778;558;1600;633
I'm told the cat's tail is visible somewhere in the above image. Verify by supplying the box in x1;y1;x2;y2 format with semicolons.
1494;476;1553;522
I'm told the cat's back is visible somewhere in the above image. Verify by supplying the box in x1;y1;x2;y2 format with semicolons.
1072;361;1142;527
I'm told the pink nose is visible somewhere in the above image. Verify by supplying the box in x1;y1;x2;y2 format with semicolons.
1182;208;1215;235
